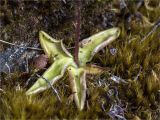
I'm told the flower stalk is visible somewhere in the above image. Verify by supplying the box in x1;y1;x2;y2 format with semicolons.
74;0;81;66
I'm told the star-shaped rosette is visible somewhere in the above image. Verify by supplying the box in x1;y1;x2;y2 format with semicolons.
26;27;120;110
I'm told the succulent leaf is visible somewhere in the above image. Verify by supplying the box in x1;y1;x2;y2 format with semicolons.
67;66;86;110
85;64;105;75
39;31;72;61
79;27;120;66
26;58;73;95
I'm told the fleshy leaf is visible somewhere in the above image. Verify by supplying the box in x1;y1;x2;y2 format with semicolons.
39;31;72;61
85;64;105;75
79;27;120;66
26;58;73;95
67;66;86;110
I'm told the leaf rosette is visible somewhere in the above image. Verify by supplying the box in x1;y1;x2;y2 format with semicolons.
26;28;120;110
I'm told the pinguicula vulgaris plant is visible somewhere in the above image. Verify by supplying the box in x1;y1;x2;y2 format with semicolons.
26;27;120;110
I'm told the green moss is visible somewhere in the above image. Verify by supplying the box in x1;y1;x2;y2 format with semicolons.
0;0;160;119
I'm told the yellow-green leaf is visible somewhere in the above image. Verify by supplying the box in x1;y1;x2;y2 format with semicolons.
39;31;72;62
67;66;86;110
79;27;120;66
85;64;106;75
26;58;73;95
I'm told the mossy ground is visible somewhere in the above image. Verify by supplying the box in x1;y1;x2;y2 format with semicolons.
0;0;160;119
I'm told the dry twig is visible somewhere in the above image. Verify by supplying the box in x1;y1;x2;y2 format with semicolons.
0;39;42;51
